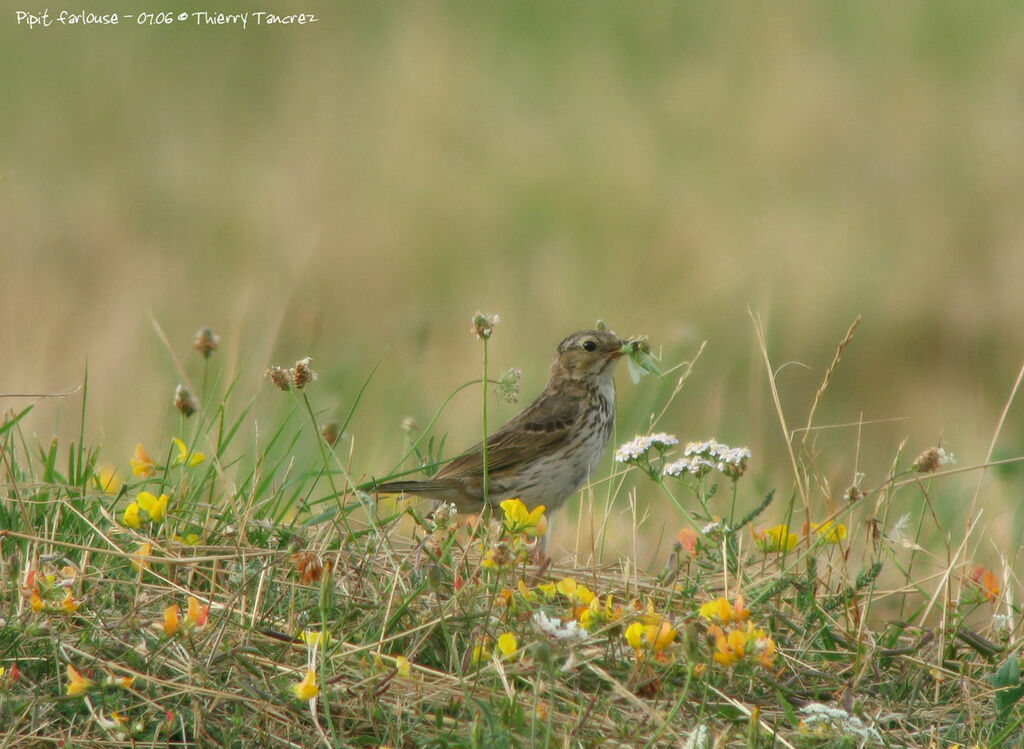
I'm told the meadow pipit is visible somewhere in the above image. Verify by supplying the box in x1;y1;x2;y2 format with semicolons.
374;329;627;516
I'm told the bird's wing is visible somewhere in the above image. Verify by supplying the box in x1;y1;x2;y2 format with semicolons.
436;391;581;481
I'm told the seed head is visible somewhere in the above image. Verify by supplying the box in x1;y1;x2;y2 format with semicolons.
266;366;291;391
290;357;317;389
173;385;198;417
193;327;219;359
912;446;955;474
471;311;500;340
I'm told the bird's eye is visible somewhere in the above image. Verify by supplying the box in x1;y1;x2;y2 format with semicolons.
582;339;597;352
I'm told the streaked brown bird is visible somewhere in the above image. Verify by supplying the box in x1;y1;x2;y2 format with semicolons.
374;329;626;516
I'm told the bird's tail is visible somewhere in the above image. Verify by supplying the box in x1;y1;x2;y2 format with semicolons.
372;479;459;498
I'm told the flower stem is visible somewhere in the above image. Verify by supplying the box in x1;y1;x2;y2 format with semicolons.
301;390;352;537
481;337;489;506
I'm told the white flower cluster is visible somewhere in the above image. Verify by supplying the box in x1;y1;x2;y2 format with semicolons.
532;611;589;643
992;613;1014;639
430;502;459;531
614;433;679;463
798;703;882;744
663;439;752;480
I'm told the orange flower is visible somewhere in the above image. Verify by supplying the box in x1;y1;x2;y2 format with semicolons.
130;443;156;477
163;605;180;636
186;596;209;628
970;565;999;602
676;527;698;556
61;589;80;613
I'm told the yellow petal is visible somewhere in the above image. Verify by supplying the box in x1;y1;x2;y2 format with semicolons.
556;577;577;598
122;502;142;529
624;621;645;651
186;596;208;628
95;465;122;494
66;665;94;697
61;590;80;613
300;630;331;647
496;632;518;659
132;542;152;572
172;438;206;468
136;492;168;523
291;669;319;701
395;655;411;677
163;605;180;636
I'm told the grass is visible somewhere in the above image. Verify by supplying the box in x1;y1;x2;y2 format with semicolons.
2;319;1023;748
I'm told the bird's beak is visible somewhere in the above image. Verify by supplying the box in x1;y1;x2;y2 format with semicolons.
609;339;628;358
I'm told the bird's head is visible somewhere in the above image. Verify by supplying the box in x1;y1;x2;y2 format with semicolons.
549;329;627;383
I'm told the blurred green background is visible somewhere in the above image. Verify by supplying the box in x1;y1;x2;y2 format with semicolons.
3;1;1024;562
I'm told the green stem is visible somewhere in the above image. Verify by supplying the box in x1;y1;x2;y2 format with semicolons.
301;390;352;537
481;337;489;506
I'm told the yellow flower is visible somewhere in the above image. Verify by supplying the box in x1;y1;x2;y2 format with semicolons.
698;596;748;625
291;669;319;701
711;625;748;666
752;524;798;554
29;590;43;612
163;605;180;636
95;465;122;494
537;581;557;599
61;589;80;613
624;617;676;656
499;498;547;536
136;492;169;523
516;580;539;603
811;521;847;544
66;664;94;697
555;577;595;606
171;437;205;468
496;632;518;660
624;621;646;652
395;655;411;677
132;542;152;572
470;637;491;665
130;443;156;477
698;598;732;624
122;502;142;529
747;623;776;667
299;630;331;648
579;594;619;630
